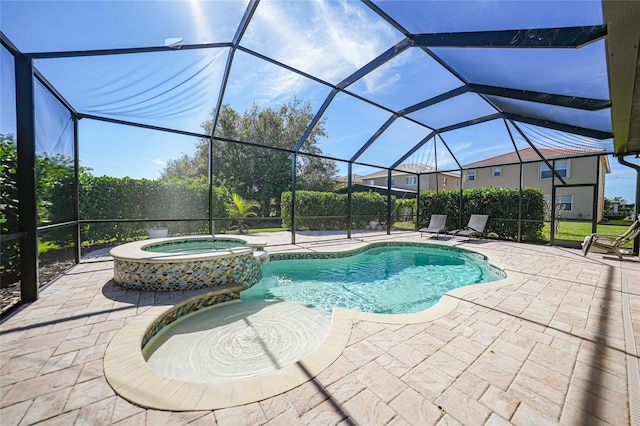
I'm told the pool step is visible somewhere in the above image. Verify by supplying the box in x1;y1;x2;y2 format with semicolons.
142;284;245;348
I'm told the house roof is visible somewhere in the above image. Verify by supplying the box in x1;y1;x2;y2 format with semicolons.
360;164;460;180
336;174;363;183
393;163;435;174
462;147;609;169
334;184;418;199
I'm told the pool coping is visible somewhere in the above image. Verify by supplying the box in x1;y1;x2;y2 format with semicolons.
103;244;525;411
109;234;267;262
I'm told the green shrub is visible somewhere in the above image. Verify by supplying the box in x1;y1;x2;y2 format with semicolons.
418;187;544;241
394;198;417;223
46;175;231;244
351;192;394;229
281;191;394;230
1;134;19;286
604;211;628;220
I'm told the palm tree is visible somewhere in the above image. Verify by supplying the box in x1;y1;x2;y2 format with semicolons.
226;193;259;234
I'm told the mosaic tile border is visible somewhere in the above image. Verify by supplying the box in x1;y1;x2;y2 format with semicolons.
141;288;242;349
113;250;262;291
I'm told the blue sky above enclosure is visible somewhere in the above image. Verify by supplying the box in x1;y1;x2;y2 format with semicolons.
1;0;632;199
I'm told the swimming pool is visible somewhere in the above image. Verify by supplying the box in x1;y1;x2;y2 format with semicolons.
142;237;247;254
242;244;504;315
104;241;519;410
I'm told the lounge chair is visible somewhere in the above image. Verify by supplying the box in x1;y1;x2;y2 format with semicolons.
449;214;489;240
582;216;640;260
419;214;447;239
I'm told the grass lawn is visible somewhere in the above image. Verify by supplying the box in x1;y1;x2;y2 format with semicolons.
392;221;416;231
543;220;634;248
38;241;59;254
248;227;285;233
250;223;420;232
391;219;635;248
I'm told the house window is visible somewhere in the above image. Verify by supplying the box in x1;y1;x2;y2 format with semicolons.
540;160;569;179
387;178;395;186
466;170;476;182
405;176;417;185
365;180;375;185
557;195;573;212
544;194;573;212
442;177;447;186
493;167;501;177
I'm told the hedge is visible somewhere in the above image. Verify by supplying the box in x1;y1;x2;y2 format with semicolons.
395;198;417;223
418;187;545;241
45;176;232;244
281;190;394;230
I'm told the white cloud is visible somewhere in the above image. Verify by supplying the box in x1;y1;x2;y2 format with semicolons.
146;157;165;166
242;0;400;100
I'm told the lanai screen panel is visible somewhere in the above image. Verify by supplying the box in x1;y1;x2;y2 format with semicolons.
241;0;403;86
398;135;460;174
512;123;613;152
217;50;332;150
486;96;612;134
222;50;331;117
1;0;614;173
356;118;432;168
372;0;611;164
77;120;204;181
372;0;603;32
34;80;75;225
439;119;528;169
76;119;211;250
304;91;391;163
408;92;498;130
428;40;611;148
431;41;610;100
1;0;247;52
345;48;463;112
1;45;16;137
34;48;228;135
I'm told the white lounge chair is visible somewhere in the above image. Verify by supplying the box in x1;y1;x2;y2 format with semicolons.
419;215;447;239
582;216;640;260
449;214;489;240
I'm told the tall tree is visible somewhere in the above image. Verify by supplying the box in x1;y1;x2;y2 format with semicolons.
161;99;338;216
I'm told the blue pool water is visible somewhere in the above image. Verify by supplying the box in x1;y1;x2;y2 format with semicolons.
242;245;504;315
142;238;246;254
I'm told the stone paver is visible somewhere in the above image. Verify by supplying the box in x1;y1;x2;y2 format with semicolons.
1;231;638;425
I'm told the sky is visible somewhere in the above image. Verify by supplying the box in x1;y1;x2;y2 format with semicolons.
1;0;637;204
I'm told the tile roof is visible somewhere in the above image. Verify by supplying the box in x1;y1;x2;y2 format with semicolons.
462;147;607;168
360;163;459;179
336;174;363;183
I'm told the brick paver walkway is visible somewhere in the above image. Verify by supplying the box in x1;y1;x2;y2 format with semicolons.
1;231;639;425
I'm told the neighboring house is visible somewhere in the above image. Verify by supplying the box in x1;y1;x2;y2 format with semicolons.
610;200;621;212
462;147;610;222
607;199;636;218
358;163;461;193
336;174;363;185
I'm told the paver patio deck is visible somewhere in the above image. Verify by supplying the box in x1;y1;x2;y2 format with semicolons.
1;230;639;425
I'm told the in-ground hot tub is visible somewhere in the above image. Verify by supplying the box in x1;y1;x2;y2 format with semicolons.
109;235;267;291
